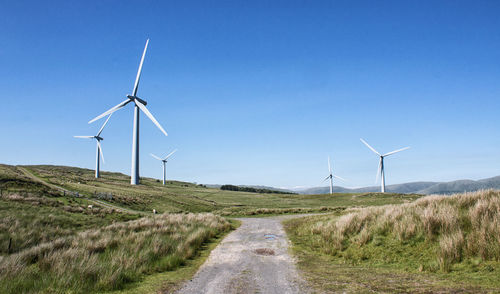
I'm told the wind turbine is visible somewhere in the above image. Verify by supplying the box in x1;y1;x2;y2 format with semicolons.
74;114;112;178
323;156;346;194
360;138;410;193
88;39;168;185
150;149;177;185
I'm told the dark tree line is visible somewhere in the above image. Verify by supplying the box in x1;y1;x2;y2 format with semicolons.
220;185;296;194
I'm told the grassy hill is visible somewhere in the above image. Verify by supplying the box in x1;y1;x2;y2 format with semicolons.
7;164;423;216
2;163;498;293
0;163;426;293
0;164;234;293
284;190;500;292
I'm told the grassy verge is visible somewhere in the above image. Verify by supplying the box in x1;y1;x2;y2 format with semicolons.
284;190;500;293
0;164;239;293
0;164;139;255
0;197;138;255
112;219;241;294
0;213;233;294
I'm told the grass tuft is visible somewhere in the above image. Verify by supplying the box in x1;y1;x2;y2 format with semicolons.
0;213;231;294
285;190;500;291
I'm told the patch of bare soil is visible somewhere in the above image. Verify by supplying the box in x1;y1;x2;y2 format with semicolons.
254;248;275;256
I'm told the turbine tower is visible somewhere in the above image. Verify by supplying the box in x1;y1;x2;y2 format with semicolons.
88;39;168;185
323;156;345;194
360;138;410;193
151;149;177;185
74;114;112;178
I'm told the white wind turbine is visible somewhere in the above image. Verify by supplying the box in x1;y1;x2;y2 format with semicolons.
74;114;112;178
150;149;177;185
324;156;346;194
88;39;168;185
360;138;410;193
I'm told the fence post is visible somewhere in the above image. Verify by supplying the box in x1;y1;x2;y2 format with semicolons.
8;237;12;254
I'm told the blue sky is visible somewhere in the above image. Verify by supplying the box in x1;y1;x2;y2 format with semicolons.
1;0;500;188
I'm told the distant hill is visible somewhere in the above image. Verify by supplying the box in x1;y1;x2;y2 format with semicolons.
294;176;500;195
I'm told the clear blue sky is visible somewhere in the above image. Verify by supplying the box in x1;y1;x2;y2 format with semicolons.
1;0;500;188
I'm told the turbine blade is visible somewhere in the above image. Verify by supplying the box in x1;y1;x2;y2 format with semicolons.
334;175;347;182
327;156;331;173
375;158;382;184
132;39;149;96
360;138;381;156
96;113;113;137
97;141;105;164
150;153;162;161
74;136;94;139
88;99;130;124
163;149;177;160
135;99;168;136
383;146;410;157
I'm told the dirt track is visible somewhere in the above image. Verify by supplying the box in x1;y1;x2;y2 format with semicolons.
175;215;310;294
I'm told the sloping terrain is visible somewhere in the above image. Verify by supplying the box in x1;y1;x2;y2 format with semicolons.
6;164;423;216
284;190;500;293
0;164;234;293
0;163;437;293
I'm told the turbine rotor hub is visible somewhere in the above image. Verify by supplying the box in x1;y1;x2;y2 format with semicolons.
127;95;148;105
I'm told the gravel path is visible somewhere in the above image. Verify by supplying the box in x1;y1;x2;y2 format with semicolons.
176;215;310;294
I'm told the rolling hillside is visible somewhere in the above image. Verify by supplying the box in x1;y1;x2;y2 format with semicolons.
295;176;500;195
284;190;500;292
0;164;423;216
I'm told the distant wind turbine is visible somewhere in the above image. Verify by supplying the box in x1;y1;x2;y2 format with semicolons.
150;149;177;185
360;138;410;193
88;39;168;185
74;114;112;178
324;156;346;194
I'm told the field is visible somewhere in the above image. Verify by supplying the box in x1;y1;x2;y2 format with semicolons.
11;164;424;216
0;164;423;293
3;164;497;293
284;190;500;293
0;164;235;293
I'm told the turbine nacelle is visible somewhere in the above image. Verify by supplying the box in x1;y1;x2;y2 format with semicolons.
126;95;147;106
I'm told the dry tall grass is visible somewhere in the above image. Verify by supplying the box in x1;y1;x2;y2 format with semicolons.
0;213;231;293
308;190;500;272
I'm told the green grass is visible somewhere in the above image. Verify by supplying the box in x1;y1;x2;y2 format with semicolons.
18;164;424;216
0;213;234;294
0;163;432;293
0;198;138;255
0;164;237;293
284;190;500;293
109;219;241;294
